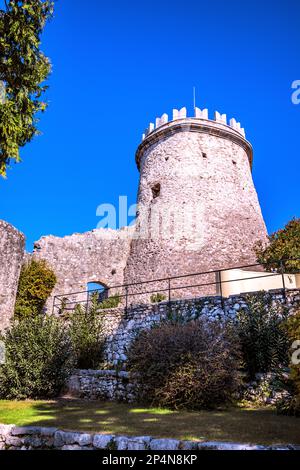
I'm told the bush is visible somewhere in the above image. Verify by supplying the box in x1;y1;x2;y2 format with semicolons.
15;259;57;319
234;292;289;379
285;309;300;396
0;316;73;399
69;297;105;369
276;309;300;416
98;294;121;309
276;394;300;417
150;293;167;303
127;319;241;410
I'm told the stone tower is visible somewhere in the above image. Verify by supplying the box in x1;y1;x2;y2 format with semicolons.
124;107;267;296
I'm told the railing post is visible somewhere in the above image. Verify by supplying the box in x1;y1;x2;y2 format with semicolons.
52;296;56;315
280;260;287;302
168;278;171;304
86;290;89;313
125;286;128;316
217;270;225;310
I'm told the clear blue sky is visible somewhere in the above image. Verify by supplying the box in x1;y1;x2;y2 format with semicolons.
0;0;299;252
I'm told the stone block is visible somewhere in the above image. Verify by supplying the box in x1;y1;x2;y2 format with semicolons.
93;434;115;449
150;439;180;450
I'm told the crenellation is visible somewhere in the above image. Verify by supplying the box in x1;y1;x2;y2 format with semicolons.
143;107;245;139
195;107;209;119
172;108;179;120
160;112;168;125
215;111;227;124
178;106;187;118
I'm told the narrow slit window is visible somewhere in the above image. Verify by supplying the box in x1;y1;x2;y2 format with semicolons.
151;183;161;199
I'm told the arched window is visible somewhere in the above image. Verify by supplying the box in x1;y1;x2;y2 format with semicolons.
87;282;108;303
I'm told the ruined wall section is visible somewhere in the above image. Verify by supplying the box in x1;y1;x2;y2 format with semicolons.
32;226;134;313
0;220;25;331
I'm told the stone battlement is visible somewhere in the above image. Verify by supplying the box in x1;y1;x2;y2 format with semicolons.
142;107;246;142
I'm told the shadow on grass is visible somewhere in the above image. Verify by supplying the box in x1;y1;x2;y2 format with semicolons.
0;399;299;445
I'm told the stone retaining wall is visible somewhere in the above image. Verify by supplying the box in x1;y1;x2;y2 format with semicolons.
0;424;297;450
102;289;300;367
66;370;138;402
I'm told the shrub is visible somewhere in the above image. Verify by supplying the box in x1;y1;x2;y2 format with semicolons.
15;259;57;319
127;319;241;410
0;316;73;399
234;292;289;378
69;296;105;369
98;294;121;309
285;309;300;396
150;293;167;303
276;394;300;417
276;309;300;416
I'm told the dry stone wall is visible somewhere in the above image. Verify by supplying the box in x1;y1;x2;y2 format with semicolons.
1;424;295;450
100;289;300;369
66;369;139;402
0;220;25;331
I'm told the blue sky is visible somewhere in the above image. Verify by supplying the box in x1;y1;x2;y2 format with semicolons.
0;0;299;252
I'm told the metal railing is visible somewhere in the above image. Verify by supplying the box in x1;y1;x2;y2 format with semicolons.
52;258;300;315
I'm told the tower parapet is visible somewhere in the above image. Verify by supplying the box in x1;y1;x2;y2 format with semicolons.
139;107;251;171
142;107;246;141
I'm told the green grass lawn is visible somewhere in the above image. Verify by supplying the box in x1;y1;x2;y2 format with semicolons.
0;399;299;445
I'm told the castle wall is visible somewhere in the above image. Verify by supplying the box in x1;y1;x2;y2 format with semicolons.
0;220;25;331
124;115;267;299
32;226;133;313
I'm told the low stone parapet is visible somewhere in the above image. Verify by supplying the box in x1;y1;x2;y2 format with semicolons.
0;424;298;450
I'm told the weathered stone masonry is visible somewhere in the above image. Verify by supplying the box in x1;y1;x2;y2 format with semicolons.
1;423;296;450
0;221;25;331
32;226;134;312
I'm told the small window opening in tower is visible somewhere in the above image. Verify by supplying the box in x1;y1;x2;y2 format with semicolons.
232;160;237;165
151;183;161;199
202;152;207;158
87;282;108;303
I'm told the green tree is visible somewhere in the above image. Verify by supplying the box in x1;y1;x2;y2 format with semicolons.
0;0;54;177
255;218;300;272
15;259;57;319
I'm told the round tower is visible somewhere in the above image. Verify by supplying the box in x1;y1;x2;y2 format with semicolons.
124;107;267;298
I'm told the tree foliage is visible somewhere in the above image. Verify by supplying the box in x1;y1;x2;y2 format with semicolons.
15;258;57;319
255;218;300;272
0;0;54;176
